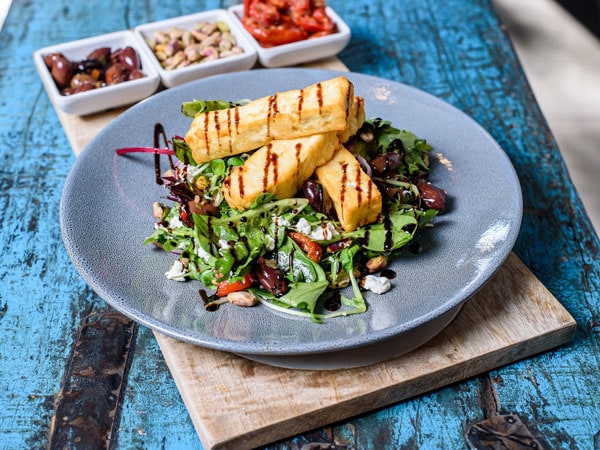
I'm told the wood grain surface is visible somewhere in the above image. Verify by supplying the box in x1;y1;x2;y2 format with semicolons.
2;0;599;449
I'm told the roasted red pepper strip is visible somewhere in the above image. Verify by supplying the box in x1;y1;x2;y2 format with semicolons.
288;231;323;262
216;274;255;297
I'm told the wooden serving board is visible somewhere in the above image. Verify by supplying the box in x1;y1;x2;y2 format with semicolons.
58;57;576;450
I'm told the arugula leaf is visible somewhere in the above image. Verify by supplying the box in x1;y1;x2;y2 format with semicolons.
180;99;250;118
191;198;309;283
343;211;418;252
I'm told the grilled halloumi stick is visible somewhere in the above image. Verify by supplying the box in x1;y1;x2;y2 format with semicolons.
185;76;354;163
315;146;382;231
223;132;339;210
338;96;365;143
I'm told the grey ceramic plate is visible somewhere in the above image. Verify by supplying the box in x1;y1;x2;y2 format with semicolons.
60;69;522;369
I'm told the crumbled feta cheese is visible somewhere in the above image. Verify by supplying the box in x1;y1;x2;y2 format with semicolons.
169;215;184;228
310;222;338;241
218;239;231;249
165;260;188;281
273;215;291;227
296;218;312;235
362;275;392;295
264;235;276;251
195;244;212;262
186;165;204;183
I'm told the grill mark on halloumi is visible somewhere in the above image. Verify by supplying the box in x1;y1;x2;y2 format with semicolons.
295;142;302;188
338;96;365;143
355;163;363;206
315;146;382;231
214;110;221;149
316;82;323;115
185;76;353;163
226;108;233;154
340;162;349;220
222;132;339;210
203;113;210;157
234;107;240;134
263;143;279;193
297;89;304;120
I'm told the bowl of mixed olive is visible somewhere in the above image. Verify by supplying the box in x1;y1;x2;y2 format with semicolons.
33;30;160;116
134;10;257;88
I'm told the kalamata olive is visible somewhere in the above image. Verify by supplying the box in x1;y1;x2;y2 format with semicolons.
44;52;64;69
256;257;288;297
112;46;140;70
417;182;447;211
302;179;332;214
127;69;145;81
371;152;400;177
50;55;73;88
303;180;324;211
105;63;127;85
86;47;111;65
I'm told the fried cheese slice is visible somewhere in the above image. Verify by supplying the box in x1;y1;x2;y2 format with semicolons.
223;132;339;210
338;96;365;143
185;76;354;163
315;146;382;232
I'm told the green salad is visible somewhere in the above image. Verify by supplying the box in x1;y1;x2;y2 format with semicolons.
118;99;447;323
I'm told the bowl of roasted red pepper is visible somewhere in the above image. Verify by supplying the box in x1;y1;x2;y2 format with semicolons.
228;0;351;67
33;30;160;116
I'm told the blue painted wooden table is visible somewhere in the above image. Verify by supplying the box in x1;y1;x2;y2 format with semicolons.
1;0;599;448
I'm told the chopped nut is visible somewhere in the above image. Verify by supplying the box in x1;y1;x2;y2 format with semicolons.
366;255;388;273
147;21;244;70
152;202;168;219
359;129;375;142
227;291;257;307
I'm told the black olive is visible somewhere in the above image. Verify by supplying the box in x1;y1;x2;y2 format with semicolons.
418;182;447;211
303;179;324;212
370;152;400;177
256;257;289;297
50;55;73;89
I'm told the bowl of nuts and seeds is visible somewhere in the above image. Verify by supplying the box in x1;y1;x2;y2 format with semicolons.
134;10;258;88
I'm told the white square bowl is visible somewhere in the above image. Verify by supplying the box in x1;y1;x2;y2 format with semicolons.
227;4;351;68
134;10;258;88
33;30;161;116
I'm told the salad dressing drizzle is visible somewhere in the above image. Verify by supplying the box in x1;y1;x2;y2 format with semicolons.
297;89;304;120
340;162;348;217
234;107;240;134
316;82;323;115
355;163;363;206
345;88;352;122
263;143;279;192
237;167;245;198
266;95;278;138
226;108;233;154
203;113;210;156
383;215;394;252
294;142;302;186
153;123;173;185
214;110;221;149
